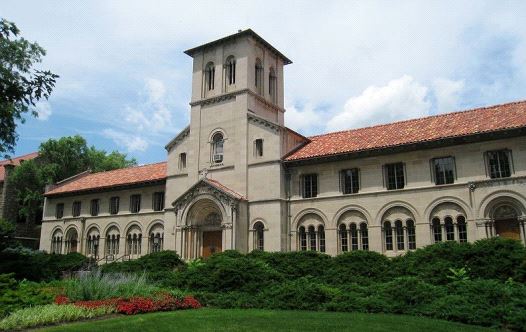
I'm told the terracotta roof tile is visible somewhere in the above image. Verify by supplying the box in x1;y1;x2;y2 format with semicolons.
205;178;246;200
0;152;39;181
45;162;167;196
285;100;526;162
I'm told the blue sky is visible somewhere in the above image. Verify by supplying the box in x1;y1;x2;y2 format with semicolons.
3;0;526;164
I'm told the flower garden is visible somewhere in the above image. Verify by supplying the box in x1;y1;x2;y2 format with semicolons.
1;238;526;331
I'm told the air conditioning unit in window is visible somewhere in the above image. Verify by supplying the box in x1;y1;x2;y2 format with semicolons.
213;154;223;163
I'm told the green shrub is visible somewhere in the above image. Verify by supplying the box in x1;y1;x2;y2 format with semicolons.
101;251;184;279
324;251;392;285
173;253;282;293
0;274;59;318
256;277;339;310
0;248;88;281
64;270;160;301
0;304;113;331
247;250;333;280
391;241;472;284
466;238;526;282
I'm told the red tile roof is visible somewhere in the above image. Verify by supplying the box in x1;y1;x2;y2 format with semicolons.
285;100;526;162
205;178;246;200
45;162;167;196
0;152;39;182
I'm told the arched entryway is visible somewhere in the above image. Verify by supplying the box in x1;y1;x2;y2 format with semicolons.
493;205;521;240
65;228;78;254
184;198;224;259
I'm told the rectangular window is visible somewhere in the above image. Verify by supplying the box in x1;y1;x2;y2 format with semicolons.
153;192;165;212
109;197;120;215
432;157;455;185
179;153;187;170
487;150;512;179
301;174;318;198
255;139;263;157
72;201;81;217
130;194;141;213
385;162;405;190
341;168;360;194
55;203;64;219
90;199;100;216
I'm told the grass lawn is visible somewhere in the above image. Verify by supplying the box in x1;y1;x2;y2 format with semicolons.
38;308;494;332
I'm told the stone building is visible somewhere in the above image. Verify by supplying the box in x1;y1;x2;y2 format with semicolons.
39;29;526;261
1;152;40;248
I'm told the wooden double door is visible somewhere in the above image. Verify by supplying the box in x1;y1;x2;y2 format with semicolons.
202;231;222;258
495;219;521;240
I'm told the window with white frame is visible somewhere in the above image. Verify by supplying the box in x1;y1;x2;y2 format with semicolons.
432;157;456;185
152;192;165;212
90;199;100;216
55;203;64;219
385;162;405;190
179;153;187;170
340;168;360;194
301;174;318;198
254;222;265;251
255;58;263;94
72;201;81;217
269;67;277;103
431;215;468;244
130;194;141;213
205;62;215;91
255;139;263;157
109;196;119;215
225;56;236;85
384;221;393;251
486;149;512;179
298;226;307;251
211;132;224;164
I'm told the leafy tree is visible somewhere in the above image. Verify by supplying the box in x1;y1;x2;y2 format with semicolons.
9;135;136;222
0;19;58;157
0;218;15;250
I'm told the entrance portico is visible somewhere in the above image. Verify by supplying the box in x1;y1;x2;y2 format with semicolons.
172;178;247;260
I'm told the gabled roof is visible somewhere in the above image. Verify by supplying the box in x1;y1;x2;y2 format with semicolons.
184;29;292;65
45;162;167;196
172;177;246;210
205;178;246;201
0;152;39;182
285;100;526;162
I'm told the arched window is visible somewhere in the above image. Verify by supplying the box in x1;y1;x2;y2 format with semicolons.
350;223;359;251
445;217;455;241
51;229;63;254
360;223;369;250
205;62;215;91
457;216;467;243
211;132;224;163
384;221;393;251
395;220;404;250
86;228;100;259
106;226;120;257
225;56;236;85
339;224;348;252
308;226;316;251
269;67;277;103
298;226;307;251
318;225;325;253
255;58;263;94
254;222;264;251
432;217;442;243
407;220;416;250
65;229;78;254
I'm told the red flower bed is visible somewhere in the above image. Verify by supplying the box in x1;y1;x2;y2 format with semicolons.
54;293;201;315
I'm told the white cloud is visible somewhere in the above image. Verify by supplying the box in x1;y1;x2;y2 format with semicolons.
433;78;465;114
284;103;323;133
34;102;52;120
124;78;174;134
102;128;148;152
327;75;431;131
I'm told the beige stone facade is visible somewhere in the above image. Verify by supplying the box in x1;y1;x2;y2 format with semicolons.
39;30;526;261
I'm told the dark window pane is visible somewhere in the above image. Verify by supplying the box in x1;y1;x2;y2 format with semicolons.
342;169;360;194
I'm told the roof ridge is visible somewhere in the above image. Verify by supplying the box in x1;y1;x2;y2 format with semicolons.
0;151;39;164
308;99;526;139
85;161;167;176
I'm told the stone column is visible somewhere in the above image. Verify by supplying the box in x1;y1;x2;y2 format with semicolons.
325;227;338;256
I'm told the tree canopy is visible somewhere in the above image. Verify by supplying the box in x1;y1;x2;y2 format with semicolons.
0;18;59;157
9;135;137;223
